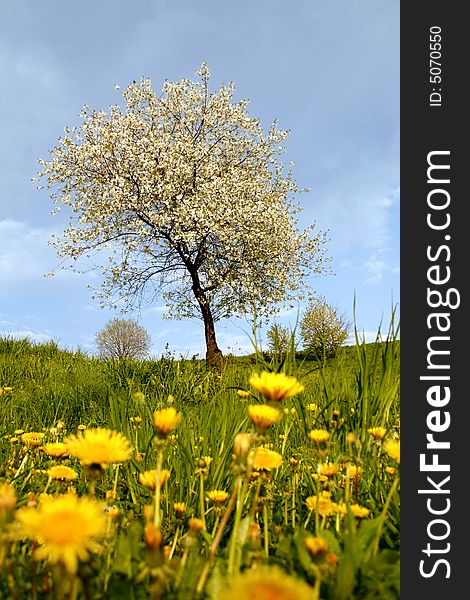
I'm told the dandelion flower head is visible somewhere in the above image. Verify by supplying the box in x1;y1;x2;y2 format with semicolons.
304;535;329;557
318;462;340;477
249;372;304;402
224;565;313;600
247;404;282;431
206;490;229;504
368;427;387;440
65;428;133;466
139;469;170;490
21;432;45;448
308;429;330;444
152;407;181;436
251;447;283;471
0;482;17;513
46;466;78;481
384;438;400;463
15;493;107;573
42;443;69;458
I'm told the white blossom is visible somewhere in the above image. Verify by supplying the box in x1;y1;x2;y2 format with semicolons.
37;64;329;364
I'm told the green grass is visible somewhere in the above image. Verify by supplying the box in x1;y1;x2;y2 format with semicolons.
0;329;400;599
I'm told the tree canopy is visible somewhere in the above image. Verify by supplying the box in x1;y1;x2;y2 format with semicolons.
37;63;329;368
95;318;151;361
300;297;350;359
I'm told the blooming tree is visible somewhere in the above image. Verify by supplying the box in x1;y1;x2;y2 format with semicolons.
299;297;350;360
37;64;328;368
95;318;151;360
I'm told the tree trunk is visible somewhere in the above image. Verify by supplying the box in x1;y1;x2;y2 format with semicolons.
200;299;224;371
190;278;224;371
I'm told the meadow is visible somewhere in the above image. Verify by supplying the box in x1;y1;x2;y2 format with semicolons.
0;324;400;599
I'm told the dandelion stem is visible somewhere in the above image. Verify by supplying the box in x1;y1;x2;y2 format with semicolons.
263;501;269;557
169;526;180;560
315;484;320;535
12;453;29;481
112;463;120;495
250;476;263;521
196;479;239;595
154;450;164;528
291;470;298;528
304;509;313;529
199;471;206;529
43;476;52;495
210;514;220;538
227;475;248;575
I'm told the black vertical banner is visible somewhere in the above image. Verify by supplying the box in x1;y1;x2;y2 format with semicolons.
401;3;467;598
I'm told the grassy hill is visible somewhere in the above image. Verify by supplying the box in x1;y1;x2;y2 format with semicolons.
0;334;400;598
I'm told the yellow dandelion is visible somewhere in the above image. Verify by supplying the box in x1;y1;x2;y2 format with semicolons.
21;432;45;447
106;490;117;502
249;372;304;402
15;493;107;573
202;456;212;468
318;462;340;477
333;502;348;516
46;466;78;481
173;502;186;515
251;447;283;472
224;565;313;600
0;482;17;514
237;389;250;398
305;492;336;517
385;466;397;476
368;427;387;440
105;506;120;522
384;438;400;463
14;429;24;435
77;424;87;431
313;474;328;483
206;490;229;504
247;404;282;431
138;469;170;490
346;464;363;478
304;535;329;557
308;429;330;444
65;428;133;466
144;522;162;550
233;433;252;457
42;443;69;458
152;407;181;436
306;403;318;412
1;386;13;395
188;517;204;534
349;504;370;518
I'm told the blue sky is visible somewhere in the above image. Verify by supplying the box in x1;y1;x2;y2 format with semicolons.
0;0;399;358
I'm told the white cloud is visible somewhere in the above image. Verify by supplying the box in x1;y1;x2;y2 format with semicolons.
362;251;388;283
0;328;55;344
